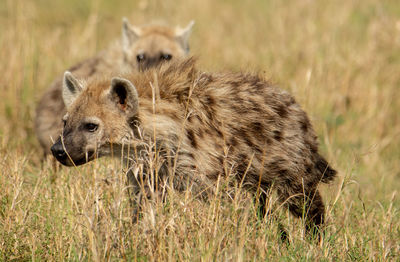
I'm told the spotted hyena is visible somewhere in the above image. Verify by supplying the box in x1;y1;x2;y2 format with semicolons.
51;58;337;233
35;19;194;155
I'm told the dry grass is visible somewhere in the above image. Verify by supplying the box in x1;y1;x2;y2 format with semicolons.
0;0;399;260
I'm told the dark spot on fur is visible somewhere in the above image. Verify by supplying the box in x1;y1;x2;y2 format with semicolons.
229;80;239;87
205;107;214;122
233;96;243;105
276;104;288;118
253;105;263;113
273;130;283;141
177;151;195;160
306;165;312;174
301;121;309;132
230;104;247;114
244;136;254;148
254;145;264;154
299;115;311;132
204;95;215;107
251;122;263;134
236;163;249;178
198;128;204;138
231;126;247;139
310;145;318;153
186;129;197;148
229;137;238;147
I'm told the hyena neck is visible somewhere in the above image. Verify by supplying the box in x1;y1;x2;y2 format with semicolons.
120;107;184;166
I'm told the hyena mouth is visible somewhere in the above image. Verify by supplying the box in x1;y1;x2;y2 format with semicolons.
51;140;96;166
71;150;96;166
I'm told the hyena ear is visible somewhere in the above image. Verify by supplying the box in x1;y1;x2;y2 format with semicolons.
175;20;194;53
110;77;139;115
122;18;141;52
62;71;83;108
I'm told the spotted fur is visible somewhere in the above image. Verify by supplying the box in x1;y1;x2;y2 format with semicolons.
52;58;337;233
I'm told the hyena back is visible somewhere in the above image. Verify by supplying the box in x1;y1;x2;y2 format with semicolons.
52;58;337;233
35;19;194;155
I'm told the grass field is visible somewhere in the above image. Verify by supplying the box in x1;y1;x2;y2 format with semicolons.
0;0;399;260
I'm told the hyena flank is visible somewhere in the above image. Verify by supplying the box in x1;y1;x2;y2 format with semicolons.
51;58;337;233
35;19;194;155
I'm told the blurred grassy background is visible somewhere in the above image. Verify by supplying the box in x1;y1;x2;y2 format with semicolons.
0;0;399;260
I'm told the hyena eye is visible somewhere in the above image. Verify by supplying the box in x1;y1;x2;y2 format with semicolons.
63;119;66;128
160;54;172;61
84;123;98;132
136;54;145;62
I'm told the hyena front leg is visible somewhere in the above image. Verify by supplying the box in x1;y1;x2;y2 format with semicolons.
126;162;169;222
278;185;326;237
258;190;289;242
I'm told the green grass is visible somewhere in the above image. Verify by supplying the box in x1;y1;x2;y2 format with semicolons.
0;0;399;260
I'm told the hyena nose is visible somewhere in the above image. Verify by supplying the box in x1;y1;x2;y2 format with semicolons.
51;142;67;159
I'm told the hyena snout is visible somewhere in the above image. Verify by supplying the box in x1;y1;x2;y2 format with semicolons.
51;138;94;166
138;55;171;71
51;140;66;159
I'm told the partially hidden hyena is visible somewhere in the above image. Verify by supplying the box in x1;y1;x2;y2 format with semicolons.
51;58;337;233
35;19;194;155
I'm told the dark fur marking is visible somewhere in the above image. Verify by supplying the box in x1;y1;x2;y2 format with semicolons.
204;95;215;107
217;156;224;165
276;104;288;118
273;130;283;141
198;128;204;138
310;145;318;153
177;151;195;159
229;137;238;147
186;129;197;148
244;136;254;148
306;164;313;174
300;120;309;132
230;103;247;114
251;122;264;135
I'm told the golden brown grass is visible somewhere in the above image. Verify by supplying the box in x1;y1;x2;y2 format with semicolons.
0;0;399;260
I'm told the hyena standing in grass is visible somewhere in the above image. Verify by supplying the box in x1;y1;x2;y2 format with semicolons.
51;58;337;234
35;19;194;155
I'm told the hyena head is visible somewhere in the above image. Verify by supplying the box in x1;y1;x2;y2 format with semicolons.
122;18;194;71
51;72;139;166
